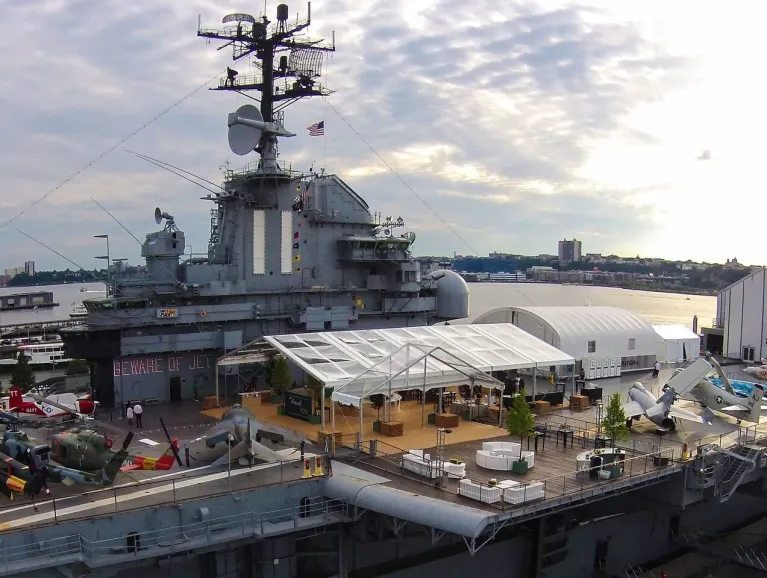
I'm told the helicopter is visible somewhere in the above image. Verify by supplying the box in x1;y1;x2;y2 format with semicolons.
2;426;180;474
0;432;135;500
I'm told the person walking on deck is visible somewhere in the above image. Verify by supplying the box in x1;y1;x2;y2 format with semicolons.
133;402;143;428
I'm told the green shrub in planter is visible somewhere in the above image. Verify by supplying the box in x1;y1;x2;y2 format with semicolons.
512;460;529;474
277;406;286;416
427;413;436;425
373;421;382;433
309;414;322;425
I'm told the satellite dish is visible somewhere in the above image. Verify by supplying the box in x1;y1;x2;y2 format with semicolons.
154;207;163;225
228;104;264;156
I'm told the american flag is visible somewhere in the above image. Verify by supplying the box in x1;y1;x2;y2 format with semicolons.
307;121;324;137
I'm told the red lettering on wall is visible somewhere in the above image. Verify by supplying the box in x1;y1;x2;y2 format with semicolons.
113;354;212;376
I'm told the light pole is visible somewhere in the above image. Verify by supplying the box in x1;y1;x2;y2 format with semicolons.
227;433;234;491
94;235;110;297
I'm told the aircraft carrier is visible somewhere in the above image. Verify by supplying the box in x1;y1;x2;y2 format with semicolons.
59;2;470;411
21;5;766;578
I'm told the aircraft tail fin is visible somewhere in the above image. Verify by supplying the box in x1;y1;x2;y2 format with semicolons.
747;384;764;424
7;387;23;411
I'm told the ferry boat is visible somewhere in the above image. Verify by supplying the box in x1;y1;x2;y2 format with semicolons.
70;303;87;319
0;342;71;366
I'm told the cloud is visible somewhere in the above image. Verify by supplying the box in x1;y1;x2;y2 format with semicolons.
0;0;699;270
697;149;712;161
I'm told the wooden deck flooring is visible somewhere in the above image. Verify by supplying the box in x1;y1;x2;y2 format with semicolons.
205;396;510;450
339;431;677;513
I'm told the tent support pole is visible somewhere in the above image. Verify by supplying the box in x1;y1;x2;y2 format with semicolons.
321;385;325;431
359;398;364;443
421;362;427;428
331;400;336;434
533;368;537;399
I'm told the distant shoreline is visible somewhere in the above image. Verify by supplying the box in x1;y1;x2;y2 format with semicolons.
466;280;717;297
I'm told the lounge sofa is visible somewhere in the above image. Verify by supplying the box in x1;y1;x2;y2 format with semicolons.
458;478;502;503
402;449;466;479
476;441;535;471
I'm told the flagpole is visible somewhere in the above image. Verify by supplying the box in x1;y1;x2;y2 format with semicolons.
323;121;327;172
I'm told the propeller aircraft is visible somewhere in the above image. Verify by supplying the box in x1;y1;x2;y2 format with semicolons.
623;358;715;432
173;405;312;468
5;386;96;421
674;356;767;424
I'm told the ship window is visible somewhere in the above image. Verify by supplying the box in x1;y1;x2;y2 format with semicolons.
628;338;635;351
587;341;596;353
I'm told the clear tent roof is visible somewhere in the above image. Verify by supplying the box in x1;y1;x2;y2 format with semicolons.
261;323;574;400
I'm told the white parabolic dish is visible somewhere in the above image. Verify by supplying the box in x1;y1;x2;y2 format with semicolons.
228;104;264;156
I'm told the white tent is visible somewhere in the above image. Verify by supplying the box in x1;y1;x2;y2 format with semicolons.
653;325;701;363
261;323;574;434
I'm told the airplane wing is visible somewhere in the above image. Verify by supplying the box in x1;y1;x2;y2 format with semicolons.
668;405;713;424
622;401;645;417
665;358;713;397
721;404;749;412
251;418;314;447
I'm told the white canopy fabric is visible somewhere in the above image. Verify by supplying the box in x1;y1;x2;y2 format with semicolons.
475;306;658;359
653;324;701;363
262;323;574;402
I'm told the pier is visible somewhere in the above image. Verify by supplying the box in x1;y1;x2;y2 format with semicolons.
0;319;82;338
0;291;57;312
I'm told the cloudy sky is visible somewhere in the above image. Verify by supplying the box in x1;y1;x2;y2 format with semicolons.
0;1;762;270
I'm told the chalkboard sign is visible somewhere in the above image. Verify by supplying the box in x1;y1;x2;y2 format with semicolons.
285;390;313;421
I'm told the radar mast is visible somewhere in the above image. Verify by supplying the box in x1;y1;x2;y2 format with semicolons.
198;3;335;172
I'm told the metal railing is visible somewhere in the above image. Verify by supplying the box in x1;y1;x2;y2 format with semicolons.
338;432;678;512
0;498;347;574
0;456;329;531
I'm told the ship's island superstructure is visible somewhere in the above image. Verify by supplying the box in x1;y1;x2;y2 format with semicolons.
60;3;469;409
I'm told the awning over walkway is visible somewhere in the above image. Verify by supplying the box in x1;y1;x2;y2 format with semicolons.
262;323;574;396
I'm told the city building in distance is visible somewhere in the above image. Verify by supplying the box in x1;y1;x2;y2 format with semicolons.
558;238;582;263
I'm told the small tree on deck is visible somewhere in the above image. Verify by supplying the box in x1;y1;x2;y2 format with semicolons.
10;351;35;393
602;392;630;447
506;388;535;461
270;355;293;398
369;394;385;422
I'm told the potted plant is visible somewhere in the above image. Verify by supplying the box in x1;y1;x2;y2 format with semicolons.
370;394;385;432
271;355;292;412
506;388;535;474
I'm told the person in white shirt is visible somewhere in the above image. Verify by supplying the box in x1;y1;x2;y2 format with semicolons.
653;361;661;379
133;402;143;428
126;405;134;427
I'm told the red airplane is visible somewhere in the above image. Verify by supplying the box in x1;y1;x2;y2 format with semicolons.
6;387;96;420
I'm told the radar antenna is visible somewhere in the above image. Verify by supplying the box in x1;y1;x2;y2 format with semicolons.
198;3;336;171
154;207;177;231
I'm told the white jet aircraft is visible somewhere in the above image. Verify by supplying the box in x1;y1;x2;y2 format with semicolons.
623;358;715;432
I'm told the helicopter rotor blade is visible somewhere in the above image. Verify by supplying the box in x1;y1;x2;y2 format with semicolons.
122;431;135;451
159;417;183;467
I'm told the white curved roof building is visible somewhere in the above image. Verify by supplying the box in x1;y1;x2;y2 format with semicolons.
474;306;659;378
